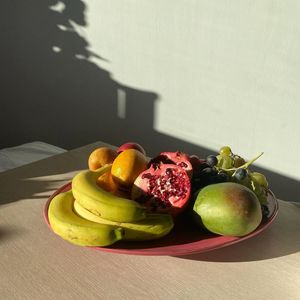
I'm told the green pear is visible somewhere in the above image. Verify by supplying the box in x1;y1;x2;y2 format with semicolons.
193;182;262;237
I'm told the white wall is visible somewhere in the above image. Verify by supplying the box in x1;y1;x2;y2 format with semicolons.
77;0;300;180
1;0;300;200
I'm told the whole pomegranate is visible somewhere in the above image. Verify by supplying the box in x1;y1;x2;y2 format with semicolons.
131;163;191;216
117;142;146;156
149;151;193;178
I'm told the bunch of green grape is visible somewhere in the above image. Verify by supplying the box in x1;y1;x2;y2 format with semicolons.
191;146;270;216
214;146;269;207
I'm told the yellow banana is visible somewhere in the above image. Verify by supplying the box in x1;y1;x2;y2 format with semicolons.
48;190;124;247
73;199;174;241
72;165;146;223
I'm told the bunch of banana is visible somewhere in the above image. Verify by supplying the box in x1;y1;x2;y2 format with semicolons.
48;165;174;247
73;200;174;241
48;190;124;246
72;165;146;223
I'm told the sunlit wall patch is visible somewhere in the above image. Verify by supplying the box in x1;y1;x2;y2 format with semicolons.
49;1;66;13
52;46;62;53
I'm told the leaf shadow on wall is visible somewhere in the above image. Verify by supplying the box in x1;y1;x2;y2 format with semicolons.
0;0;299;203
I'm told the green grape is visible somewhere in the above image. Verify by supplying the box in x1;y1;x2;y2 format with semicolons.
219;146;232;156
258;192;268;206
255;186;268;205
251;172;268;189
233;156;246;168
216;154;224;167
249;180;268;205
221;156;233;169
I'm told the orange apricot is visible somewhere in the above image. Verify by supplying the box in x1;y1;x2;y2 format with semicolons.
111;149;148;187
88;147;117;171
96;171;119;193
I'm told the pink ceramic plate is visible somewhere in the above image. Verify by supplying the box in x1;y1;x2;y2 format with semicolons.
44;183;279;256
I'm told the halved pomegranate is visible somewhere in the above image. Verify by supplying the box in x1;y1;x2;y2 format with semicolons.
131;163;191;216
149;151;193;178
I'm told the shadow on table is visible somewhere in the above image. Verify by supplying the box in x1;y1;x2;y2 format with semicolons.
174;201;300;262
0;148;85;205
0;225;27;243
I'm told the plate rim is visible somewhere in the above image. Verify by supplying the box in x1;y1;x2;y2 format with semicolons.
43;183;279;256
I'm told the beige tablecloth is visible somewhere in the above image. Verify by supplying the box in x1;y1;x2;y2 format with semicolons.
0;142;299;300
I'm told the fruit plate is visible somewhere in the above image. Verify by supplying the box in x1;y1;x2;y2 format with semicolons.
44;183;279;256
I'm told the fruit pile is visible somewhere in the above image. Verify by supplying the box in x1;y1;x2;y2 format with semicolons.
48;143;270;247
